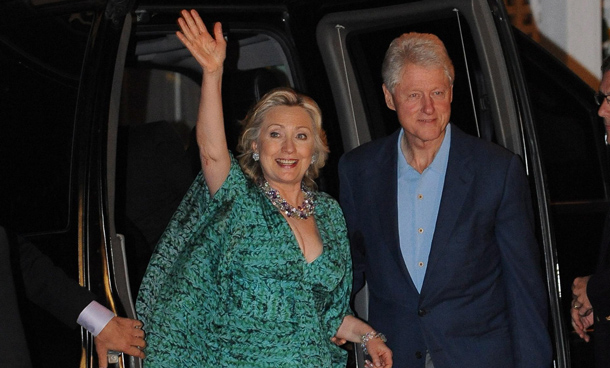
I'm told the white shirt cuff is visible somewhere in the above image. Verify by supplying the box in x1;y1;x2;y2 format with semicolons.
77;301;115;336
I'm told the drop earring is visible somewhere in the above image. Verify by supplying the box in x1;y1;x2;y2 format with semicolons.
253;152;260;161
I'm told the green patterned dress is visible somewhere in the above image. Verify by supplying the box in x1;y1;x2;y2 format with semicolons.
136;155;352;367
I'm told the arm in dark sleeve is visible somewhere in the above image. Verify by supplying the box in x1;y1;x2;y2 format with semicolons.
338;156;366;296
14;231;95;328
588;210;610;322
588;269;610;321
0;227;32;367
494;155;552;368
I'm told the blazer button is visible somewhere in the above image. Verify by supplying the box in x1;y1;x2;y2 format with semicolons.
418;309;427;317
415;351;423;359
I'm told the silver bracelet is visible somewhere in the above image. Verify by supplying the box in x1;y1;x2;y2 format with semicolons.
360;331;387;356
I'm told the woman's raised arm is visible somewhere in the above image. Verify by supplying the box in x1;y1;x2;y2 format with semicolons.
176;9;229;196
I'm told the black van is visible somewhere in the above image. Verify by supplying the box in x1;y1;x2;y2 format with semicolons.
0;0;605;367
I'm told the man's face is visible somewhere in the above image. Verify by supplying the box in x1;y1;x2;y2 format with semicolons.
598;70;610;144
383;63;453;147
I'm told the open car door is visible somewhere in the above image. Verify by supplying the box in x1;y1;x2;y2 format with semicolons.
316;0;567;366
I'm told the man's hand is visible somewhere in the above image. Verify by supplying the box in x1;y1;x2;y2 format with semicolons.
571;275;594;342
94;317;146;368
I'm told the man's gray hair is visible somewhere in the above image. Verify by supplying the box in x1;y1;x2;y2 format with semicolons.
382;32;455;93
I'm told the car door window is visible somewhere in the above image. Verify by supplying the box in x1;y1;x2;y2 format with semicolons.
0;10;94;234
517;32;608;202
345;15;482;142
317;0;523;155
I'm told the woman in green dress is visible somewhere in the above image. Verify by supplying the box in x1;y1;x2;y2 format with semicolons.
136;9;393;368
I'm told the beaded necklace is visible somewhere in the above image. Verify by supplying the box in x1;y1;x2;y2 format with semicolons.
261;181;315;220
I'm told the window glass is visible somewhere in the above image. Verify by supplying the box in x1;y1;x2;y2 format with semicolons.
517;34;606;202
0;11;92;233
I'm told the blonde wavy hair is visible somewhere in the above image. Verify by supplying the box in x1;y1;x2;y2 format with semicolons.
237;87;329;189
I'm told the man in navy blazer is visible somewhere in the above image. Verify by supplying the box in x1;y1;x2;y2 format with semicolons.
339;32;552;367
571;56;610;368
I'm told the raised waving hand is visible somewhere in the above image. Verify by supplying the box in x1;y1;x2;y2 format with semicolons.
176;9;226;75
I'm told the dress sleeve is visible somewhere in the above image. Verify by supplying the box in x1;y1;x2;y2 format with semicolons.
136;153;245;326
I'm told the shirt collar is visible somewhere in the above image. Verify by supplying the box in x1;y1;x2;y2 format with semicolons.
397;123;452;174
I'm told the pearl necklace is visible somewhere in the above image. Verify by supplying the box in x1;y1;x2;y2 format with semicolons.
261;181;315;220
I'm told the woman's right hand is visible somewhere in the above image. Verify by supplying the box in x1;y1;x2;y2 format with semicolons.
176;9;226;75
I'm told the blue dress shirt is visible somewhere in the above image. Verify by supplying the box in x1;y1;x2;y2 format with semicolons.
397;124;451;292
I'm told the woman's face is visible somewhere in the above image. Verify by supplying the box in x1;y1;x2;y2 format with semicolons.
253;105;316;191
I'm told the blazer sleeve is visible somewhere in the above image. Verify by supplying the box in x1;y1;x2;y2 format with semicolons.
588;269;610;321
494;155;552;367
0;228;33;367
587;210;610;322
338;155;366;296
10;229;96;329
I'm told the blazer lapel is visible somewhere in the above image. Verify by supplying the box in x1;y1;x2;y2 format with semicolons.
365;130;415;286
422;127;474;293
